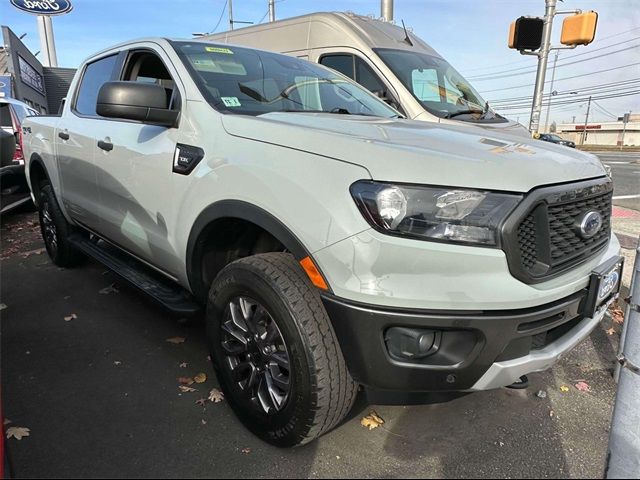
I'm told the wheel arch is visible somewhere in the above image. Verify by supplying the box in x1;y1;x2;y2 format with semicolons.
28;153;52;207
186;200;317;302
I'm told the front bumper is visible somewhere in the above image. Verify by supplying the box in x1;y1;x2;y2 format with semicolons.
322;287;613;393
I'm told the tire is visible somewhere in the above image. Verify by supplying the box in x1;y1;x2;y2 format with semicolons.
38;184;85;267
206;253;358;447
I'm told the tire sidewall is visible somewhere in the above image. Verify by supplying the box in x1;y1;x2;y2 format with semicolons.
207;264;317;447
39;186;63;263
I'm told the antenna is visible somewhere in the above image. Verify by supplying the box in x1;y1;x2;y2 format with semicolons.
401;20;414;47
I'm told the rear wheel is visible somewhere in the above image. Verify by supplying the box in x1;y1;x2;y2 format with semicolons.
38;185;85;267
207;253;358;447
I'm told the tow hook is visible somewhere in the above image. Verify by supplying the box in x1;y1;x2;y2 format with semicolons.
506;375;529;389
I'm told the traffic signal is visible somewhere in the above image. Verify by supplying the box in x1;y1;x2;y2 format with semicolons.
508;17;545;51
561;11;598;46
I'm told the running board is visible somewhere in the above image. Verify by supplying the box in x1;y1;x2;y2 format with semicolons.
69;235;201;317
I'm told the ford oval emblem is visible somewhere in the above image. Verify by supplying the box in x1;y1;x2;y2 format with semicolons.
10;0;73;16
578;211;603;239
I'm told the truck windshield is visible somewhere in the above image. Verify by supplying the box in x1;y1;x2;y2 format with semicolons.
374;48;506;123
172;42;400;118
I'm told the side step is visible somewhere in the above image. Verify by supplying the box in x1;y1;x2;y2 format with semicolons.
69;235;201;317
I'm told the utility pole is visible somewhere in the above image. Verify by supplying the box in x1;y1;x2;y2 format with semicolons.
529;0;557;134
268;0;275;22
581;95;592;145
228;0;234;30
381;0;394;22
543;50;559;133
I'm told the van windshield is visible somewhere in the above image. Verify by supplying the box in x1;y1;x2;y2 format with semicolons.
172;42;400;118
374;48;506;123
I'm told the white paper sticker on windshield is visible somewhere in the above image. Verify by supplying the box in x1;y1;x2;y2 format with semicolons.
221;97;241;107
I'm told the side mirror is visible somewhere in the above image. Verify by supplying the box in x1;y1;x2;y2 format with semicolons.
96;81;179;128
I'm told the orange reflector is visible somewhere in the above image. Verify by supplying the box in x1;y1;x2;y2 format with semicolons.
300;256;329;291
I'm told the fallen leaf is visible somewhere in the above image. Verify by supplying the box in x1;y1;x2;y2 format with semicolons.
179;362;187;368
179;385;196;393
113;361;122;366
360;411;385;430
606;327;616;336
6;427;30;440
241;448;251;454
177;377;194;386
201;419;207;425
64;313;78;322
560;385;570;392
549;410;555;418
195;398;206;407
575;381;591;392
194;373;207;384
208;388;224;403
99;284;119;295
166;337;186;344
536;390;547;399
609;305;625;325
0;303;7;310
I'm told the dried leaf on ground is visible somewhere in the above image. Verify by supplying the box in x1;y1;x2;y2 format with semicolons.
208;388;224;403
241;448;251;454
6;427;30;440
99;284;119;295
179;385;196;393
166;336;186;344
575;381;591;392
177;377;194;386
64;313;78;322
113;361;122;366
609;305;625;325
606;327;616;336
195;398;207;407
560;385;570;392
360;411;385;430
0;303;7;311
179;362;187;368
194;373;207;384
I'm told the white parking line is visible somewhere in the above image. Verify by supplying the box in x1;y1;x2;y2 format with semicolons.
612;194;640;200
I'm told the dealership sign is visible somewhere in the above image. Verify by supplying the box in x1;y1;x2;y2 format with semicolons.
10;0;73;16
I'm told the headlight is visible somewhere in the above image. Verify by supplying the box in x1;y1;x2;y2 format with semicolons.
350;181;522;246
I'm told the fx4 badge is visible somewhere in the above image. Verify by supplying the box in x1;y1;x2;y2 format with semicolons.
173;144;204;175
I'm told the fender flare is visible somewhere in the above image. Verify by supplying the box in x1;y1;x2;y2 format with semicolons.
27;153;52;204
186;200;313;301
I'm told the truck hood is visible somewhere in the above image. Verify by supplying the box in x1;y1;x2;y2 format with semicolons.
221;113;606;193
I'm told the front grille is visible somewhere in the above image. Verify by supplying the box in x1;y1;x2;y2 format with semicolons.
505;179;613;283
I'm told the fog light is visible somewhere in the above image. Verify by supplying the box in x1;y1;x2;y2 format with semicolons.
385;327;441;360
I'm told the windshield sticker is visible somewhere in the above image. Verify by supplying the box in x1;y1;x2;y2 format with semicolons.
221;96;241;107
206;47;234;55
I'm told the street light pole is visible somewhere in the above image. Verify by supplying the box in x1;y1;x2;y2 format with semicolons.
543;50;559;133
228;0;234;30
381;0;394;22
620;112;631;150
529;0;557;134
268;0;275;22
581;95;592;145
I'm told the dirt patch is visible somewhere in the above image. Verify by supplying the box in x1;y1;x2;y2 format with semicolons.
1;211;43;260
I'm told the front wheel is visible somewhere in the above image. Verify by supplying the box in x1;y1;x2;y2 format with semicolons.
206;253;358;447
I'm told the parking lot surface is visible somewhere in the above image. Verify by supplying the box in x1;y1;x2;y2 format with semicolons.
1;210;626;479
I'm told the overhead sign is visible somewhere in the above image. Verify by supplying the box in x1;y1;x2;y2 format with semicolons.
18;55;45;95
0;76;13;98
576;125;601;130
10;0;73;16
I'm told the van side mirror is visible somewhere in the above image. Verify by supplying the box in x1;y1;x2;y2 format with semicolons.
96;81;179;128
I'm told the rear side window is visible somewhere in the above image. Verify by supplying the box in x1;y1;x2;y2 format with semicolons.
0;104;13;128
74;54;118;116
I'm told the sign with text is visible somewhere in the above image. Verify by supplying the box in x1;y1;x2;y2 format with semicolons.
10;0;73;16
18;56;45;95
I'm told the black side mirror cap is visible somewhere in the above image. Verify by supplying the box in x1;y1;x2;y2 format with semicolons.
96;81;179;128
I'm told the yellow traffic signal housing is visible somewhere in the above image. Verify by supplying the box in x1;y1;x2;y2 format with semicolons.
508;17;544;50
508;21;516;49
561;11;598;46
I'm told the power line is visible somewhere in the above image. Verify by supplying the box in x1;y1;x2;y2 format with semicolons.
460;26;640;74
591;100;618;119
468;37;640;80
478;62;640;94
490;79;640;104
211;0;228;33
495;89;640;111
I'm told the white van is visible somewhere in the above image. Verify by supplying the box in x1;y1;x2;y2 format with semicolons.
205;12;529;135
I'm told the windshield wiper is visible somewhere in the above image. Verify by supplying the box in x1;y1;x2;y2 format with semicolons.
446;109;483;119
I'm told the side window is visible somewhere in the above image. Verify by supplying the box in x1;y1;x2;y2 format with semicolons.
354;58;386;94
75;54;118;116
411;69;440;102
319;55;355;80
122;51;179;110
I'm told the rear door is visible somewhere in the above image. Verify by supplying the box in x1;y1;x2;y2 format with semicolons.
57;53;119;230
90;45;185;276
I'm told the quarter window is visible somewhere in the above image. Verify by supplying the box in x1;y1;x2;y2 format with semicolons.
320;54;387;94
75;54;118;116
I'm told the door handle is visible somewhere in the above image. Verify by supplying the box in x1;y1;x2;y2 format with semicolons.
58;131;70;141
97;140;113;152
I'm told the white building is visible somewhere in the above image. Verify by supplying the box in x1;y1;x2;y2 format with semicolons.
557;114;640;146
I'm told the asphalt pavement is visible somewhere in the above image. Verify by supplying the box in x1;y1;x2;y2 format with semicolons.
596;152;640;212
0;211;626;479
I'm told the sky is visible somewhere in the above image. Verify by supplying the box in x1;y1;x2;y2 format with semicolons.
2;0;639;126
